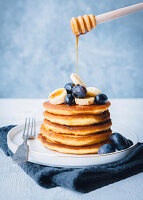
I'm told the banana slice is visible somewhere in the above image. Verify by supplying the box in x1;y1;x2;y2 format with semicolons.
49;88;67;105
70;73;87;87
86;87;101;97
75;97;94;105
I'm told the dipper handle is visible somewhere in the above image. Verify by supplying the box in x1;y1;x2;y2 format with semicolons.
96;2;143;25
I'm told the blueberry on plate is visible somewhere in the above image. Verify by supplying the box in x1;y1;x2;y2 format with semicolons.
64;83;75;94
98;144;115;154
72;85;87;98
94;94;108;105
110;132;129;151
127;139;133;147
65;94;75;105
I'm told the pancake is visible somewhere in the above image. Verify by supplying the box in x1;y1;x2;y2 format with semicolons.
40;124;112;146
43;101;111;115
37;133;110;154
43;110;110;126
43;119;112;135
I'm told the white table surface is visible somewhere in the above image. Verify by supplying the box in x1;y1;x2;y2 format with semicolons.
0;98;143;200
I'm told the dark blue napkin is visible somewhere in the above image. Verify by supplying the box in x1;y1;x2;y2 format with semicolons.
0;125;143;193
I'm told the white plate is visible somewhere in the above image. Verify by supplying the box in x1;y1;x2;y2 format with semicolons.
7;122;138;167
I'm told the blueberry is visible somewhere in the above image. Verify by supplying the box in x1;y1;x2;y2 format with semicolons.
65;94;75;106
94;94;108;105
110;133;129;151
72;85;87;98
127;139;133;147
98;144;115;154
64;83;75;94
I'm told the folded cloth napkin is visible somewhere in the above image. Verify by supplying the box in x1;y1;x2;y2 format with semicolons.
0;125;143;193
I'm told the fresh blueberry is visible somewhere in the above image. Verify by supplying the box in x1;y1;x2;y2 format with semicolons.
94;94;108;105
110;133;129;151
65;94;75;105
127;139;133;147
64;83;75;94
72;85;87;98
98;144;115;154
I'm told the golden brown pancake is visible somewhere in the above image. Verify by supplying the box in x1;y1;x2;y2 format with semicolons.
43;110;110;126
43;119;112;135
40;124;112;146
43;101;111;115
37;133;110;154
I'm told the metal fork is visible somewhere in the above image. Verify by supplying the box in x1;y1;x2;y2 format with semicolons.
12;118;36;163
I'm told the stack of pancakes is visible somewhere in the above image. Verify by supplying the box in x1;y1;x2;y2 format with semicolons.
38;101;112;154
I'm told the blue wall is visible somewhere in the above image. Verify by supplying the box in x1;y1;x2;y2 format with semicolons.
0;0;143;98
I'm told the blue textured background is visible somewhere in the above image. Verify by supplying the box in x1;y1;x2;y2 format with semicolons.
0;0;143;98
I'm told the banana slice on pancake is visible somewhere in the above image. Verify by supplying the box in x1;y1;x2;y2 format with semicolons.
86;87;102;97
75;97;94;105
49;88;67;105
70;73;87;87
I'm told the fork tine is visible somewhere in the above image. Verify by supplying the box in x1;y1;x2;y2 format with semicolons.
26;118;30;140
23;118;27;138
33;117;36;137
30;117;34;136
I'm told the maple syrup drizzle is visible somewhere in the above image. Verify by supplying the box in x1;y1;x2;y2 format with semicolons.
76;35;79;77
71;15;96;79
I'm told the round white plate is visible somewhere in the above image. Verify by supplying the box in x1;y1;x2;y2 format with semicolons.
7;122;138;167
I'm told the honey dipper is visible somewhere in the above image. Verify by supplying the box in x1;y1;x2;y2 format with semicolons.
71;2;143;35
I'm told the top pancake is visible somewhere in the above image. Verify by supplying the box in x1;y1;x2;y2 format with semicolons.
43;101;111;115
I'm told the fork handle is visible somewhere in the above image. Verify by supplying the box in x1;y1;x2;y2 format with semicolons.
12;141;29;163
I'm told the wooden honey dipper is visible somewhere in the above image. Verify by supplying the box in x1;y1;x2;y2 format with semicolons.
71;2;143;35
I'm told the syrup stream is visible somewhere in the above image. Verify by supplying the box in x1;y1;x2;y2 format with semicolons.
76;35;79;77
